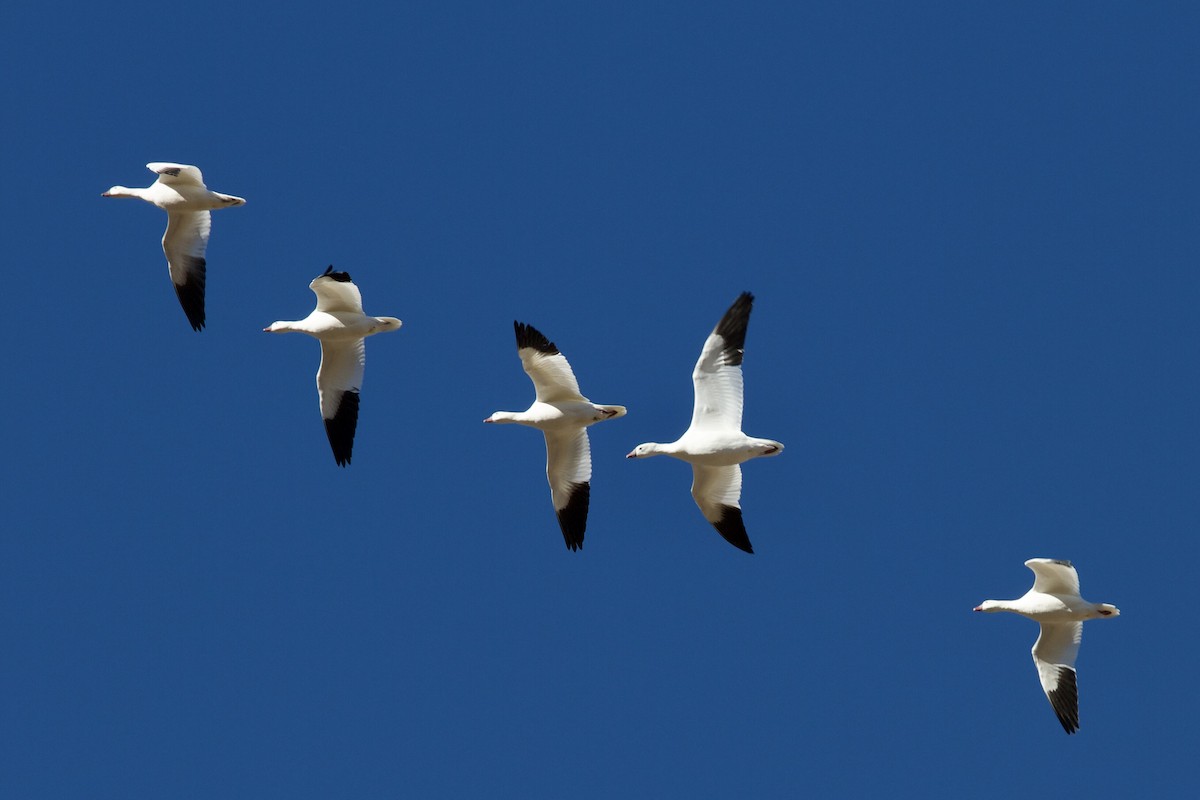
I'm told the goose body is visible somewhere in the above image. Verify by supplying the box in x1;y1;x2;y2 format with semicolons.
265;266;402;466
103;162;246;331
485;322;626;551
974;558;1120;734
626;293;783;553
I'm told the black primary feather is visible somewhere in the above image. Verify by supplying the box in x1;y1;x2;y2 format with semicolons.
555;482;589;552
514;321;560;355
324;390;360;467
711;505;754;554
321;264;353;283
713;292;754;367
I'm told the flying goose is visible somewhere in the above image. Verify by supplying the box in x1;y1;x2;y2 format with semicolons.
265;266;402;466
103;162;245;331
485;322;626;551
974;558;1120;733
626;292;783;553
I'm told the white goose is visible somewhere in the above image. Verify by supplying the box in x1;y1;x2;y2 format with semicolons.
485;322;626;551
103;162;246;331
975;558;1120;734
265;266;402;466
626;292;783;553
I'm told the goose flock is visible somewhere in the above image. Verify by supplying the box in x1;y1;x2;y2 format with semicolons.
104;161;1122;735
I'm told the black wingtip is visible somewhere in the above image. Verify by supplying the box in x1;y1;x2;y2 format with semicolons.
172;257;206;331
321;264;353;283
712;505;754;554
514;321;560;355
324;391;360;467
555;482;589;551
1047;668;1080;734
713;292;754;366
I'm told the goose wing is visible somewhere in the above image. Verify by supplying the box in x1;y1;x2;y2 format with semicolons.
545;427;592;551
310;266;365;314
1025;558;1081;597
1032;621;1083;734
514;322;585;403
317;338;366;466
690;463;751;553
689;293;752;433
162;210;211;331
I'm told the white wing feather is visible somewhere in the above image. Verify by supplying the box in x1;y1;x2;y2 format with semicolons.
311;276;365;314
689;331;744;433
162;211;210;287
521;348;585;404
545;428;592;511
147;162;206;187
1026;559;1081;596
317;339;366;419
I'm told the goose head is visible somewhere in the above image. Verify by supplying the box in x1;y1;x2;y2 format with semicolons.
626;443;661;459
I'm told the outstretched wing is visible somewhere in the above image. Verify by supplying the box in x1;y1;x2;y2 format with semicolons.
515;322;585;403
317;339;367;466
690;293;752;433
1025;559;1081;597
1032;621;1083;734
691;463;752;553
545;428;592;551
162;210;211;331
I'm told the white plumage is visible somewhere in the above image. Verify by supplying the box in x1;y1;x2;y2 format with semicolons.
103;162;245;330
265;266;402;466
485;322;626;551
975;558;1120;734
626;292;783;553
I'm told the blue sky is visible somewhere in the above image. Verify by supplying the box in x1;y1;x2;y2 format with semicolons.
2;2;1197;797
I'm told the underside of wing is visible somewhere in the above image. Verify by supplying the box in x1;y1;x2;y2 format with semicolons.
690;352;744;432
317;339;367;466
691;464;752;553
1035;662;1080;734
1033;622;1083;734
545;428;592;551
162;211;212;331
323;390;359;467
514;322;584;403
690;294;752;432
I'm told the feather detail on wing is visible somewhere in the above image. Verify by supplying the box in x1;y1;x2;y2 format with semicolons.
690;294;752;432
545;428;592;551
516;322;585;403
691;464;752;553
316;338;366;466
1033;621;1083;734
162;210;211;330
